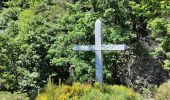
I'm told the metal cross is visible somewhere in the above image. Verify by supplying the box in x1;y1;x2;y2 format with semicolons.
73;19;129;83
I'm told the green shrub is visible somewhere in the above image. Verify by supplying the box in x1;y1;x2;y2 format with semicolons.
80;85;141;100
36;79;141;100
0;91;29;100
154;80;170;100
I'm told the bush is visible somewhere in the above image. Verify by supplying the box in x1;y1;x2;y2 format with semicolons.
154;80;170;100
36;79;141;100
80;84;141;100
0;91;29;100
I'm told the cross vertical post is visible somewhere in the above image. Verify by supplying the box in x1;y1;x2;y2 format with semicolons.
95;19;103;83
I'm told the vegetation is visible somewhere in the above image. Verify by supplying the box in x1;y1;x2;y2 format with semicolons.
0;91;29;100
36;78;141;100
0;0;170;99
154;80;170;100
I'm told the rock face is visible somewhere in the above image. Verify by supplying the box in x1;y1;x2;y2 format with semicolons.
117;57;169;94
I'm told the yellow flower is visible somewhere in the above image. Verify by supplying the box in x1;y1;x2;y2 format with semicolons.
36;93;48;100
58;93;70;100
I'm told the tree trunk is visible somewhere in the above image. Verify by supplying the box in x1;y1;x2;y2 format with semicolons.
0;0;2;9
92;0;97;12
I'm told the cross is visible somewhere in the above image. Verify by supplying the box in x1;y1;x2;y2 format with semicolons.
73;19;129;83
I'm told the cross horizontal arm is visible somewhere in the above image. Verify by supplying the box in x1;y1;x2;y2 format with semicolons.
73;44;129;51
73;45;96;51
101;44;130;50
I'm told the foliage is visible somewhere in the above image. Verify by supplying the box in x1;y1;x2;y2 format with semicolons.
0;0;170;98
0;7;20;29
80;83;141;100
36;79;141;100
1;1;68;94
0;91;29;100
154;80;170;100
147;18;167;37
164;59;170;70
